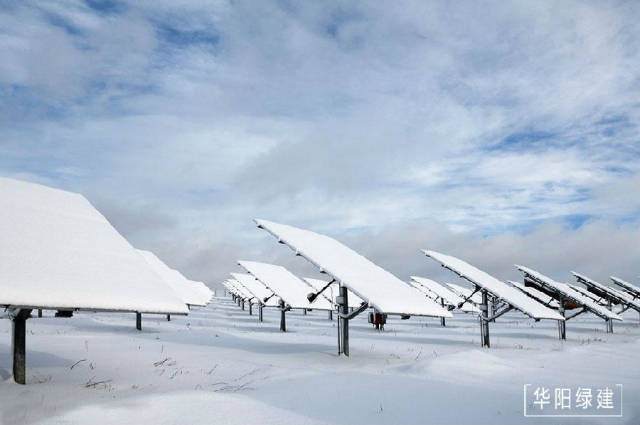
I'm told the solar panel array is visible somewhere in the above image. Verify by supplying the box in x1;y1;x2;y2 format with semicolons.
424;251;564;320
515;265;622;321
223;279;253;300
255;219;451;318
573;272;640;312
610;276;640;298
239;261;333;310
231;272;280;307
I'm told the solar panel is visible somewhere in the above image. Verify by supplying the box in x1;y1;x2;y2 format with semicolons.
509;281;559;308
443;282;483;305
0;177;187;314
232;279;256;300
238;261;333;310
137;250;209;307
220;280;239;296
230;281;251;299
302;277;365;308
172;268;212;305
569;284;607;305
409;276;478;313
223;279;252;299
189;280;214;305
231;273;280;307
515;265;622;321
423;251;563;320
255;220;451;318
573;272;640;312
610;276;640;298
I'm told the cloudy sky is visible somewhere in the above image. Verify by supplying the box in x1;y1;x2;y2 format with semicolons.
1;0;639;290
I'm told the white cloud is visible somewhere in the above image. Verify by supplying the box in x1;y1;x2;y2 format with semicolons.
0;0;639;288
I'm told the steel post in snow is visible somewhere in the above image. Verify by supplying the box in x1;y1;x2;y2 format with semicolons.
440;298;446;327
339;285;350;356
258;304;263;322
558;296;566;340
280;302;287;330
607;299;613;333
136;312;142;331
480;290;490;347
328;310;333;320
12;309;31;384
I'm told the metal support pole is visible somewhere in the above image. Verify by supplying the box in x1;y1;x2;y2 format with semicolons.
606;299;613;333
37;309;42;318
557;296;566;340
258;304;263;322
303;309;307;315
167;314;171;321
490;297;497;322
440;298;446;327
279;300;286;332
339;285;350;356
480;290;490;347
337;307;341;354
328;310;333;320
136;312;142;331
249;302;252;316
241;299;245;310
12;309;31;384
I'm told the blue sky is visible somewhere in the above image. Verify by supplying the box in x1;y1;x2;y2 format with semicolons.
1;0;639;288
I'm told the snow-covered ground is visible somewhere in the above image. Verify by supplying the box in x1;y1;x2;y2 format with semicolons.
1;297;638;425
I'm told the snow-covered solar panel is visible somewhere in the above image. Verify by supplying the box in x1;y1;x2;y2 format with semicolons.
0;178;187;314
407;280;441;302
515;265;622;321
231;279;256;300
172;267;212;304
221;279;243;297
608;285;640;303
189;280;213;305
302;277;364;308
220;280;238;296
138;250;208;307
573;272;640;311
445;283;483;304
228;276;260;302
238;260;333;310
610;276;640;299
255;220;451;318
569;284;607;305
509;281;559;308
424;251;563;320
410;276;478;313
226;279;254;300
231;273;280;307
